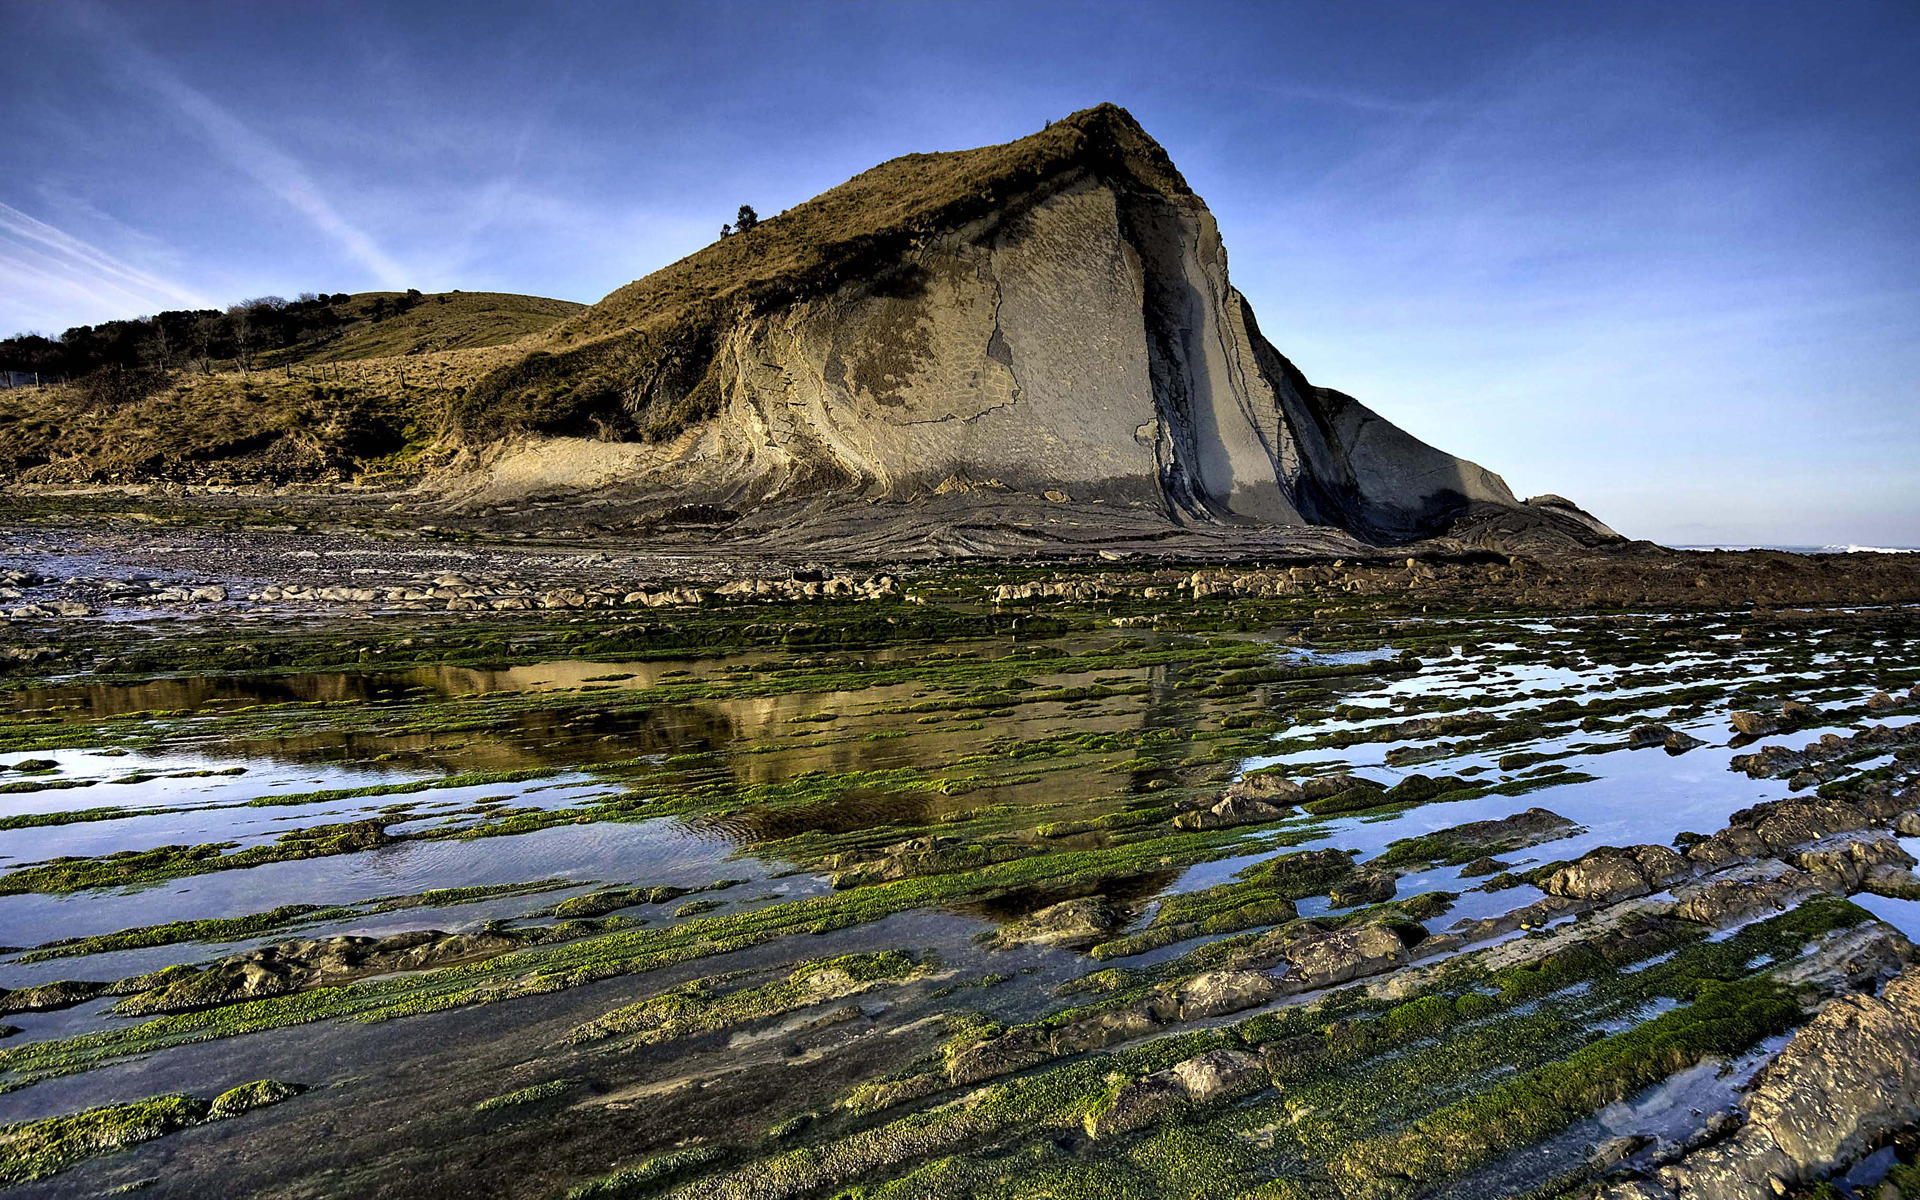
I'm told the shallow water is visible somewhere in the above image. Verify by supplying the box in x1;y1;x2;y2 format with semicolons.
1;600;1915;1200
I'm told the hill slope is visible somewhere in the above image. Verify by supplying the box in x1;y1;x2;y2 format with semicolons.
0;107;1612;555
451;104;1604;550
261;291;584;365
0;290;580;486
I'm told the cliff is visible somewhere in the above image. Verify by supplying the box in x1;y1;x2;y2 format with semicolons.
450;106;1615;553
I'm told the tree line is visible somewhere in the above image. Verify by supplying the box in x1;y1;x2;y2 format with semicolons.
0;290;432;387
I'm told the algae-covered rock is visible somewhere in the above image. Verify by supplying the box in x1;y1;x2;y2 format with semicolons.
1654;968;1920;1200
945;1026;1055;1086
1082;1071;1187;1140
112;929;526;1016
208;1079;302;1119
984;896;1123;949
0;979;108;1015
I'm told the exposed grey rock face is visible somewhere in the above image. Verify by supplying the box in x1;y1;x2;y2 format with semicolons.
1729;711;1780;737
110;929;525;1017
1084;1049;1266;1139
1542;844;1690;904
1672;860;1820;928
1634;970;1920;1200
1410;807;1581;865
1625;723;1707;754
457;107;1599;553
1169;969;1282;1020
1174;790;1293;831
1627;723;1676;749
1169;1049;1266;1103
1790;830;1918;893
1276;924;1411;988
1329;869;1399;909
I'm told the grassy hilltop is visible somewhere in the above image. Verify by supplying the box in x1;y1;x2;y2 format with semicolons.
0;290;580;487
458;103;1187;442
256;291;583;364
0;104;1205;488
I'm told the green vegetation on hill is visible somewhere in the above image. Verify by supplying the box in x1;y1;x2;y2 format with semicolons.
456;103;1189;442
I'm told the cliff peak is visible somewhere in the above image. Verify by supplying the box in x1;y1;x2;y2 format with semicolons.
447;107;1606;556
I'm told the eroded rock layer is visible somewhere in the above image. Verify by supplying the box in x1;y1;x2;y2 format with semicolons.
455;106;1587;549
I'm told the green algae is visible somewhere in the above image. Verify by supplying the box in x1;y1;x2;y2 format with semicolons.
474;1078;573;1113
567;951;929;1045
0;1079;300;1186
15;879;574;962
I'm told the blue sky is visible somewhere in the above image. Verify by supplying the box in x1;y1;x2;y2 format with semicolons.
2;0;1916;546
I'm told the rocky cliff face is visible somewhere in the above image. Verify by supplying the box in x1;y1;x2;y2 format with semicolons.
454;105;1599;552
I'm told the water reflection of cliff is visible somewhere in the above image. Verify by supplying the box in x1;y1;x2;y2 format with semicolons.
18;651;1207;874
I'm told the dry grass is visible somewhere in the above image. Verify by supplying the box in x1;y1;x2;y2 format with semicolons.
1;105;1182;484
0;341;532;485
261;291;582;365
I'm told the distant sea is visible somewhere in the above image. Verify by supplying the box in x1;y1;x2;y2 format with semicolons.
1670;544;1920;554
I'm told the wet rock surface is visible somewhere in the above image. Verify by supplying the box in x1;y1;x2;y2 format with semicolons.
1542;843;1690;903
1;517;1918;1200
109;929;532;1017
1611;969;1920;1200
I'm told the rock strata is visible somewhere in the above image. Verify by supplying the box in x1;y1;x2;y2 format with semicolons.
1607;969;1920;1200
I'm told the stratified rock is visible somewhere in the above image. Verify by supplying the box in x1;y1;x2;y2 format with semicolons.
1174;791;1292;831
1542;845;1690;904
1780;699;1821;724
452;104;1573;554
1083;1072;1188;1140
209;1079;302;1119
1170;969;1281;1020
1729;711;1780;737
1627;723;1674;749
1663;730;1706;753
1672;860;1819;928
1277;924;1411;988
0;979;108;1015
1329;869;1398;909
944;1027;1054;1086
1228;772;1307;807
1381;807;1580;867
1652;969;1920;1200
1169;1050;1266;1103
1687;796;1874;867
1790;830;1917;893
111;929;525;1016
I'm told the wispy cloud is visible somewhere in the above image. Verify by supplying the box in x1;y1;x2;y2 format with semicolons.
0;202;215;328
72;4;410;289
